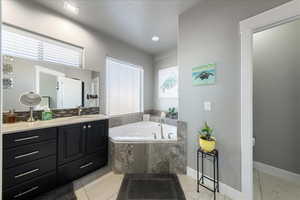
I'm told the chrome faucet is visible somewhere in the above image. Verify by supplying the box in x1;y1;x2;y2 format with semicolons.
160;122;164;139
159;112;166;139
77;106;83;116
153;132;157;140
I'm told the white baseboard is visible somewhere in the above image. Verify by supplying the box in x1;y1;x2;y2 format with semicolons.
253;161;300;184
186;167;245;200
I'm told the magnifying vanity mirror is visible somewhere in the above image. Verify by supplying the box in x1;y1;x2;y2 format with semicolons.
19;92;42;122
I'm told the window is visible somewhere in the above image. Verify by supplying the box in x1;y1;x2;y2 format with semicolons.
159;66;178;98
2;25;83;67
106;57;143;115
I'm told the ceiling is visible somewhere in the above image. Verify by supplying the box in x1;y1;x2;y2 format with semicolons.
31;0;203;56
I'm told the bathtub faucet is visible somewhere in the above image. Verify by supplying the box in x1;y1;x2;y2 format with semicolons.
160;112;166;139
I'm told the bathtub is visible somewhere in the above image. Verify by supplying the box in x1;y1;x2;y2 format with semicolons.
109;121;177;143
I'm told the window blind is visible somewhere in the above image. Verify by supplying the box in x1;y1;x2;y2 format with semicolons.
2;25;83;67
43;41;82;67
106;57;143;115
2;30;41;61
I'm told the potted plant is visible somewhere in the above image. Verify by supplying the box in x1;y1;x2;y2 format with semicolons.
167;107;178;119
198;122;216;152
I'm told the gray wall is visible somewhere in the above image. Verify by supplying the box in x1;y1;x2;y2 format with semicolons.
3;0;154;113
178;0;292;190
153;49;178;111
253;20;300;174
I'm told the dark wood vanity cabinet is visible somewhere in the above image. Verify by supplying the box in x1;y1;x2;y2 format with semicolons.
58;123;86;165
57;119;108;185
2;119;109;200
86;120;108;154
2;128;57;200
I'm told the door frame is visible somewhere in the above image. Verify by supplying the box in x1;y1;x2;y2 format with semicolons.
35;65;65;94
240;1;300;199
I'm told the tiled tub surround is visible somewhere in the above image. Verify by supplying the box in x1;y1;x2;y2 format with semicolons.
110;120;187;174
145;109;178;120
3;107;100;123
109;112;144;128
109;111;178;128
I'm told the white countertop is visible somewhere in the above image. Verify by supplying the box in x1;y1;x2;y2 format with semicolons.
2;114;109;134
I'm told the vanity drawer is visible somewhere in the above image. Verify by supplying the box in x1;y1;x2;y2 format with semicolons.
3;155;56;188
3;128;57;149
3;171;56;200
58;151;107;185
3;140;56;169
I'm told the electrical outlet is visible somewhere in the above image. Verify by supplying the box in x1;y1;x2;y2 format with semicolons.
204;101;211;111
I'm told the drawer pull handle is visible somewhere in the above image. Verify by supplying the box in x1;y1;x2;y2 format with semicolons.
14;168;39;179
83;125;87;129
15;151;39;159
80;162;93;169
88;125;92;128
14;136;39;142
14;186;39;198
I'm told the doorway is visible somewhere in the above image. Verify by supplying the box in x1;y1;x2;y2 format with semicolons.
252;19;300;200
240;0;300;199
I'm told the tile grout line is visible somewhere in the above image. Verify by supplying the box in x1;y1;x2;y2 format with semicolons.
257;170;264;200
79;179;91;200
83;187;91;200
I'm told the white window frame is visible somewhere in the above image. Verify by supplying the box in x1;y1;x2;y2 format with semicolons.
105;57;144;116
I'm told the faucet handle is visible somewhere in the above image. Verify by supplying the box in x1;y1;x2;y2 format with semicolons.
152;133;157;139
160;112;166;119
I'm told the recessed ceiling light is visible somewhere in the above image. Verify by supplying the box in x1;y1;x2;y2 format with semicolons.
64;1;79;14
152;36;160;42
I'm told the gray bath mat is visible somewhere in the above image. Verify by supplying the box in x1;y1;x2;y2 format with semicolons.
117;174;186;200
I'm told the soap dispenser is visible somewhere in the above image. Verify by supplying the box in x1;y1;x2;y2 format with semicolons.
42;107;53;121
7;109;17;123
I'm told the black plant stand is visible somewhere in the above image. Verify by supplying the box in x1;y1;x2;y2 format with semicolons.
197;148;219;200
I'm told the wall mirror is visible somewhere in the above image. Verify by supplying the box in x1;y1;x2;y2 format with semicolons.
2;25;100;112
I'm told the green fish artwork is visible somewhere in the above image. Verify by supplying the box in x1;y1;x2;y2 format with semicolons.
192;63;216;85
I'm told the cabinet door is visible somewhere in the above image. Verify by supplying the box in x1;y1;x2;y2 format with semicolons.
86;120;108;154
58;123;86;165
57;151;107;185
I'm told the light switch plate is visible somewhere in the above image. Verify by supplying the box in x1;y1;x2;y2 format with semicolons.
204;101;211;111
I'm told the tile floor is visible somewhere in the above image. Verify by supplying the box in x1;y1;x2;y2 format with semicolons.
253;169;300;200
37;168;300;200
36;167;231;200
